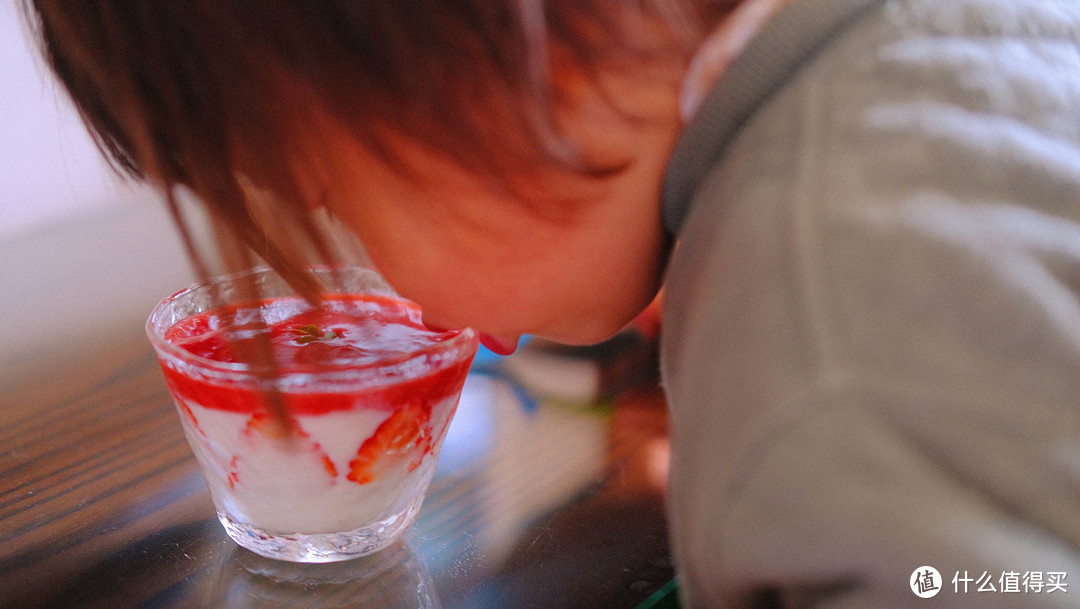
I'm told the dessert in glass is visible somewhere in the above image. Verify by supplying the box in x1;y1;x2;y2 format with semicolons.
146;266;477;562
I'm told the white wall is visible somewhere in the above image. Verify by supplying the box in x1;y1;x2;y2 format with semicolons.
0;1;153;239
0;4;198;367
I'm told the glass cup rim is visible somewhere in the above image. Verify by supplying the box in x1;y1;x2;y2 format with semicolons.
145;265;478;389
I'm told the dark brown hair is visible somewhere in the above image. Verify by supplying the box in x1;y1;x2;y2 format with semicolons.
21;0;731;295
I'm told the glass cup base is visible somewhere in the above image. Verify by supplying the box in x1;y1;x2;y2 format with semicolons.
218;497;424;563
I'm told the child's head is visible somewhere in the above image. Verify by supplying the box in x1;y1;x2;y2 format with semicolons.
24;0;732;348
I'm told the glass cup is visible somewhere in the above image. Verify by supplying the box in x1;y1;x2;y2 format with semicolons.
147;266;477;562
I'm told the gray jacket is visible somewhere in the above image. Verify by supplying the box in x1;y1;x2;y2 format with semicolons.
661;0;1080;606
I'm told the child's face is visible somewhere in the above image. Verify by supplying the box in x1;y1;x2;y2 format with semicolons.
320;138;671;353
300;66;682;351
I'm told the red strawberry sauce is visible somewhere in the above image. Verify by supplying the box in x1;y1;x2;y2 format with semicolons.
160;294;471;415
158;294;475;486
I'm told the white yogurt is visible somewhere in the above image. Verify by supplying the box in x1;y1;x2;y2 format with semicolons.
173;392;460;534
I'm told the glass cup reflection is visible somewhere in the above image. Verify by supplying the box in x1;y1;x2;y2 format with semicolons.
208;540;440;609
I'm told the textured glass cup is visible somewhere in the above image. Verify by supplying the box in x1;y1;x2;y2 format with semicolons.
147;267;477;562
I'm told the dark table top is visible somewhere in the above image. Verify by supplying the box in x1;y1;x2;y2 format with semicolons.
0;312;673;609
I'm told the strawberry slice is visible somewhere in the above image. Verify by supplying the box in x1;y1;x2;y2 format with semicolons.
319;449;339;478
235;413;340;483
244;411;293;439
347;401;431;485
228;456;240;489
175;400;206;437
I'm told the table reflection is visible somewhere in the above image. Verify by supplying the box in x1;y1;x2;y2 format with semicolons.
419;374;609;568
205;541;438;609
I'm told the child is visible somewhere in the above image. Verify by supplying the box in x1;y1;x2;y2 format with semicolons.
24;0;1080;606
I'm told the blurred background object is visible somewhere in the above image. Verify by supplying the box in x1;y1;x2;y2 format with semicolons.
0;1;159;239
